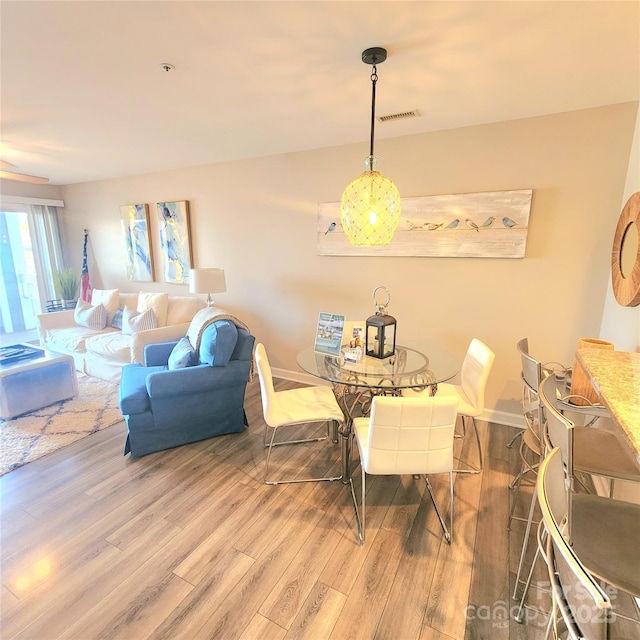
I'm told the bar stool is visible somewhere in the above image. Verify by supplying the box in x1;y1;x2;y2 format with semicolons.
515;374;640;621
537;448;640;638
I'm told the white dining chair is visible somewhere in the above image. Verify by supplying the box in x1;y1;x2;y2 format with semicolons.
254;342;344;485
350;394;459;545
404;338;495;475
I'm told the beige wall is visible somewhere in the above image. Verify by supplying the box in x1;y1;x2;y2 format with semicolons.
599;106;640;352
52;102;637;424
0;180;63;201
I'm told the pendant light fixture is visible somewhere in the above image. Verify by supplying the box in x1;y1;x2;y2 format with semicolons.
340;47;401;246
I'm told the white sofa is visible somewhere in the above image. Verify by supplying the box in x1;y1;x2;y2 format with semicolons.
36;291;205;382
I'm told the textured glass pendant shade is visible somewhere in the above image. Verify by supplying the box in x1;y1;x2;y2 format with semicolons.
340;155;401;246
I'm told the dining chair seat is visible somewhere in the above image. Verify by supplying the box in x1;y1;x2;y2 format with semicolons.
263;384;345;428
255;342;344;485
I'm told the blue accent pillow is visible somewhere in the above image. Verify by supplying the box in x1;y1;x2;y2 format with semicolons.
111;308;123;329
199;321;238;366
168;337;195;370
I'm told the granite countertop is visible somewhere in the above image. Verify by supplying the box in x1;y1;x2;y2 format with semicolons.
575;349;640;460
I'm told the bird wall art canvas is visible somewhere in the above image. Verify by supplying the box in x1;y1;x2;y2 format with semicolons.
119;204;155;282
318;189;533;258
157;200;193;284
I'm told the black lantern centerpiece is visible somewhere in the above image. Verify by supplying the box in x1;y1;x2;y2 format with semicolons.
365;286;397;359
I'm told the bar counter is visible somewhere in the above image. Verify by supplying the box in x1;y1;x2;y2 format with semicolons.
575;349;640;461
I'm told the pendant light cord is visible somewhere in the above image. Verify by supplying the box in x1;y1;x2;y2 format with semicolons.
369;65;378;158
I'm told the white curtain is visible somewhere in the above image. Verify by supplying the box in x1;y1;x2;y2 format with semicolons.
29;204;65;308
0;200;65;316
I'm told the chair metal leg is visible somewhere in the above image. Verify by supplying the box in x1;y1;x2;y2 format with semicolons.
512;484;538;601
514;544;542;623
348;439;364;544
509;466;524;490
264;421;342;485
508;439;539;530
507;456;525;530
515;520;553;626
544;610;555;640
425;474;452;544
264;420;331;448
507;430;522;449
454;416;483;475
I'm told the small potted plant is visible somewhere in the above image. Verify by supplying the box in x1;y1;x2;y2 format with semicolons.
53;268;80;308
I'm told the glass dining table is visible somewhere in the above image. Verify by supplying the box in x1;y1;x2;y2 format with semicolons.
297;341;459;482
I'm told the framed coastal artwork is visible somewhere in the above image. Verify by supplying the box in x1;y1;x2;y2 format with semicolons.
119;204;154;282
156;200;193;285
314;312;346;357
317;189;533;258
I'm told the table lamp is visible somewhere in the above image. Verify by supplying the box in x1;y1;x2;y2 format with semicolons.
189;268;226;307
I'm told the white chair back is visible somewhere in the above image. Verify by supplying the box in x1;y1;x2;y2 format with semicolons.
459;338;495;411
255;342;277;426
361;395;459;476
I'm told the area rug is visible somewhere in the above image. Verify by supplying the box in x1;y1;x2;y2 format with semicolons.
0;373;122;476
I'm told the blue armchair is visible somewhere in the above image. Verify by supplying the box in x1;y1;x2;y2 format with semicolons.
118;319;255;458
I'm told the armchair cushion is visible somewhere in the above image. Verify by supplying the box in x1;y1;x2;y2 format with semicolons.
119;363;165;414
198;320;238;366
168;337;195;370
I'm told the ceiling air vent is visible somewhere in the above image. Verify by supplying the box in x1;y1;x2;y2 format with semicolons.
377;109;420;123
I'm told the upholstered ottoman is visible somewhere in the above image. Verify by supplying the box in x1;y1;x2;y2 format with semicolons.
0;350;78;420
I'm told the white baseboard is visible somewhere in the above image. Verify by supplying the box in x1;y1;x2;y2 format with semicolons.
272;367;527;429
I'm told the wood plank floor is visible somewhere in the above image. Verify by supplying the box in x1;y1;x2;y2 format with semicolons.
0;377;624;639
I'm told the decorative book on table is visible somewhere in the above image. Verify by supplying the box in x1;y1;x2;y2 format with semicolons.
0;344;45;366
314;312;345;357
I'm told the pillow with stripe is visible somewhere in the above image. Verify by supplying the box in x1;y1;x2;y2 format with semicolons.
122;307;157;335
74;299;107;330
91;288;119;325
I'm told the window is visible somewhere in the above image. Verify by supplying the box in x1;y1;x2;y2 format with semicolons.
0;197;64;338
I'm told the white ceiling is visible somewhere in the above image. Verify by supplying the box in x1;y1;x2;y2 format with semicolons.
1;1;639;186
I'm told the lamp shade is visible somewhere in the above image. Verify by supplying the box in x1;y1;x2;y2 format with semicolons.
189;268;226;295
341;156;401;246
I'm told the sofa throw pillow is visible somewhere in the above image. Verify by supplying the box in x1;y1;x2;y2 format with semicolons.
168;337;196;370
199;320;238;367
122;307;157;335
137;292;169;327
91;288;119;324
167;296;204;325
111;308;124;329
74;299;107;330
